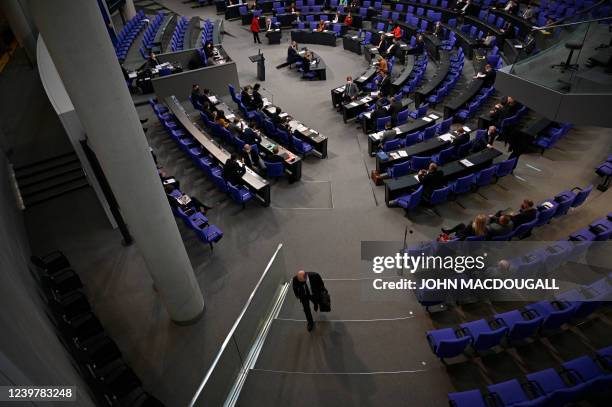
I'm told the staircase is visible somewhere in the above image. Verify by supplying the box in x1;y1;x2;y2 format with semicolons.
13;152;89;208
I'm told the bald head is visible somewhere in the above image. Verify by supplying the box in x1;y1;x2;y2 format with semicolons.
296;270;306;282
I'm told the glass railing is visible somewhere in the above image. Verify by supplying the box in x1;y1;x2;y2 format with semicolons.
508;1;612;94
188;243;289;407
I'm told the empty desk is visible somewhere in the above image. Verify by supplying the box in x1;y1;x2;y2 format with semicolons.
291;29;337;47
443;78;485;119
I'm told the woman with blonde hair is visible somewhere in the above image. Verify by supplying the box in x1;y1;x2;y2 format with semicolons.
442;214;489;240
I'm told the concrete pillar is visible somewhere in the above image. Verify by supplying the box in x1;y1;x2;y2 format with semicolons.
0;0;37;64
27;0;205;324
123;0;137;21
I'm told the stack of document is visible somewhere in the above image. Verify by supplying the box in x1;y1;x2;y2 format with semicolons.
422;117;433;122
460;159;474;167
439;133;454;142
429;114;440;120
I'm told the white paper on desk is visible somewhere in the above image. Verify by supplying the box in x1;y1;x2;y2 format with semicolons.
263;98;271;106
364;112;372;118
372;132;382;140
364;96;373;102
429;114;440;120
128;72;137;79
422;117;433;122
460;159;474;167
336;86;346;91
226;114;235;121
515;44;523;49
352;35;358;39
439;133;454;142
359;76;367;80
209;96;218;104
395;127;402;134
348;102;358;107
463;126;471;132
541;201;554;209
414;174;421;182
297;125;308;132
279;112;289;118
390;152;400;159
398;150;408;157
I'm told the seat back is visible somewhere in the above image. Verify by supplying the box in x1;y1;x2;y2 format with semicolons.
436;336;471;359
264;161;284;177
507;317;542;341
383;138;404;152
397;109;409;125
453;174;475;194
405;131;421;147
542;305;575;330
496;158;517;178
377;116;392;131
389;161;411;178
429;186;451;205
534;205;556;227
472;327;508;351
513;218;538;239
553;194;575;217
410;155;430;171
571;185;593;208
475;166;496;187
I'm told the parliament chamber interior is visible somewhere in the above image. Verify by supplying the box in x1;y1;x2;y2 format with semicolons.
1;0;612;405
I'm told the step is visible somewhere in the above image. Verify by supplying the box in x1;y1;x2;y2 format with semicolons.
24;178;89;208
14;152;79;181
17;161;83;189
21;170;86;198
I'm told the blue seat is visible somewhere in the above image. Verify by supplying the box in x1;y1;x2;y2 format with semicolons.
513;218;538;240
447;390;487;407
450;174;475;195
212;173;228;193
376;116;392;131
432;146;455;165
227;182;253;208
264;161;284;178
292;136;314;156
388;161;411;178
555;288;601;319
474;166;496;189
525;301;575;330
409;103;429;119
426;326;471;361
487;379;531;407
557;185;593;210
198;224;223;250
460;319;508;351
422;125;437;141
552;192;575;218
562;355;611;392
534;204;557;227
395;185;423;211
404;131;421;147
426;185;451;206
410;155;430;171
526;368;578;405
396;109;409;125
383;138;404;152
494;310;543;341
436;117;453;134
495;158;517;179
186;211;209;231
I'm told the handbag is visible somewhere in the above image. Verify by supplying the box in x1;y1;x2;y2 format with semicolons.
319;289;331;312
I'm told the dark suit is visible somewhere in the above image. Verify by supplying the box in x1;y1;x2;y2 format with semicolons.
388;100;403;124
292;272;326;324
511;208;537;229
222;159;246;185
252;90;264;109
452;131;470;147
266;153;285;164
241;149;261;169
379;75;393;97
241;91;254;109
482;69;496;88
287;46;299;64
420;170;445;198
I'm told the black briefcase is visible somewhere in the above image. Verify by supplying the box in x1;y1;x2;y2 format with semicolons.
319;289;331;312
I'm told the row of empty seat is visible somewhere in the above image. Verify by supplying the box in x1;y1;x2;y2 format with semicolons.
114;10;147;61
170;16;189;52
140;12;166;52
30;251;163;406
448;346;611;407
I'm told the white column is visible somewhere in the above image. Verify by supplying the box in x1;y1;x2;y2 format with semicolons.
123;0;138;20
27;0;205;324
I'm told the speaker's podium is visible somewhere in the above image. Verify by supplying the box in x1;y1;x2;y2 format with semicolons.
249;51;265;81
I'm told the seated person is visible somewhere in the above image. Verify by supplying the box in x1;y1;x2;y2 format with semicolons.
332;12;341;24
494;199;538;229
522;5;536;21
474;64;496;88
265;17;274;31
480;32;496;48
503;0;518;14
252;83;264;109
266;145;286;163
315;20;327;32
344;12;353;27
442;214;489;240
241;143;264;172
391;23;402;40
191;84;205;106
451;127;470;147
377;55;388;75
203;41;215;58
229;118;244;136
432;21;444;38
301;50;314;74
241;85;255;110
222;154;246;185
418;162;445;199
380;121;397;145
371;99;389;121
214;110;230;128
384;37;399;58
200;101;217;121
487;215;513;237
407;35;425;55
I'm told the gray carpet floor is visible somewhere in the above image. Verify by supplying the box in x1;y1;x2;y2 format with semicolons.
12;1;612;406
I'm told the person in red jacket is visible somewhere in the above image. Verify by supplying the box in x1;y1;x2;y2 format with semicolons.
251;16;262;44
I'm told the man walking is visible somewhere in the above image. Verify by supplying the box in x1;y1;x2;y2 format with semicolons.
292;270;326;332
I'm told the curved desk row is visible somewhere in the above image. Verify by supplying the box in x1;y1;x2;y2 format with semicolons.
291;29;338;46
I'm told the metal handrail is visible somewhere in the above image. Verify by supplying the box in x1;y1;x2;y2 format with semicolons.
188;243;284;407
532;16;612;31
